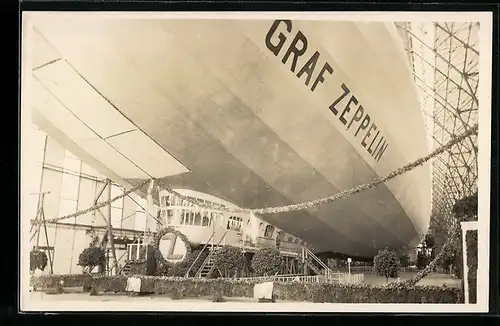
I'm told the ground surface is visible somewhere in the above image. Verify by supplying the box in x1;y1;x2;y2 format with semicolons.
28;289;287;304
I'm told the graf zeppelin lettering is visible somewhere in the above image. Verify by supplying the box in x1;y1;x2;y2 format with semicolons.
265;20;390;162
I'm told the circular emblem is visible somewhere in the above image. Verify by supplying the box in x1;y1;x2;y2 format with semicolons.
153;227;192;267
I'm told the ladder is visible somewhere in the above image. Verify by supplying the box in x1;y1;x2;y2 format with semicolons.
194;231;228;278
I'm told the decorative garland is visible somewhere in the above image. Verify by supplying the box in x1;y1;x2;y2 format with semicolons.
31;124;477;224
28;123;477;288
152;227;192;268
31;179;151;226
157;123;477;215
385;222;461;290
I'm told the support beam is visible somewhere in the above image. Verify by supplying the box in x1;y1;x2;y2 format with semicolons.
106;179;118;275
39;193;54;274
434;23;479;56
144;179;155;244
402;27;479;106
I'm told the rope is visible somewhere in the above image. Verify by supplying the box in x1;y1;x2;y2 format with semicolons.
160;123;478;215
31;179;150;226
386;220;461;289
30;123;477;224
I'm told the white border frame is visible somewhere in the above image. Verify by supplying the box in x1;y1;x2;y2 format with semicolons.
20;11;493;313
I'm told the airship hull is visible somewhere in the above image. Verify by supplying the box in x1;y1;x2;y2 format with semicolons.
29;16;431;257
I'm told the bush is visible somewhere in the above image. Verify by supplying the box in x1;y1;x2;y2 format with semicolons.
213;245;247;278
251;247;285;277
373;248;400;283
399;255;410;268
466;230;478;303
416;252;430;270
84;275;463;303
78;247;106;271
453;192;478;220
30;249;48;272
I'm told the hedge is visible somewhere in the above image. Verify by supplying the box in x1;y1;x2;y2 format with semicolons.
466;230;478;304
30;274;94;291
31;274;463;303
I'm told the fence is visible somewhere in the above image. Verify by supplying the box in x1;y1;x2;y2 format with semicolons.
236;272;364;284
344;266;419;273
127;243;149;261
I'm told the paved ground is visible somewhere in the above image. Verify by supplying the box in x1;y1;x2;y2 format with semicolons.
28;290;288;304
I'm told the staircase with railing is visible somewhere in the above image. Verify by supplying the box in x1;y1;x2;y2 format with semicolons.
119;241;149;277
185;232;216;277
302;246;334;280
193;231;228;278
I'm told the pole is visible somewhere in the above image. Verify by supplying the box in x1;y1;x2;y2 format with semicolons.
30;191;50;248
35;206;42;249
39;194;54;274
144;179;155;244
156;184;163;230
106;179;118;275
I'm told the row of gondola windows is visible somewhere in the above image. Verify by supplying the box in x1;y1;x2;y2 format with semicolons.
160;208;243;228
227;216;243;232
160;195;226;210
160;195;302;244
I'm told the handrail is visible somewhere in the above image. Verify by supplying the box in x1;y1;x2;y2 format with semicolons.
236;272;364;284
194;231;228;278
304;246;331;272
113;251;128;276
185;231;216;277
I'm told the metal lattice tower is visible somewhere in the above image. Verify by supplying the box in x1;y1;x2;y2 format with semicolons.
395;22;479;234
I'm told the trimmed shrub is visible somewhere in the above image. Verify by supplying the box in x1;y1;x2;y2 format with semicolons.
30;249;48;272
251;247;285;277
78;247;106;271
213;245;247;278
466;230;478;303
416;252;430;270
399;255;410;268
373;248;400;283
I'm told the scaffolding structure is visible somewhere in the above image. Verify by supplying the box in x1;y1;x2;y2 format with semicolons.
395;22;479;234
